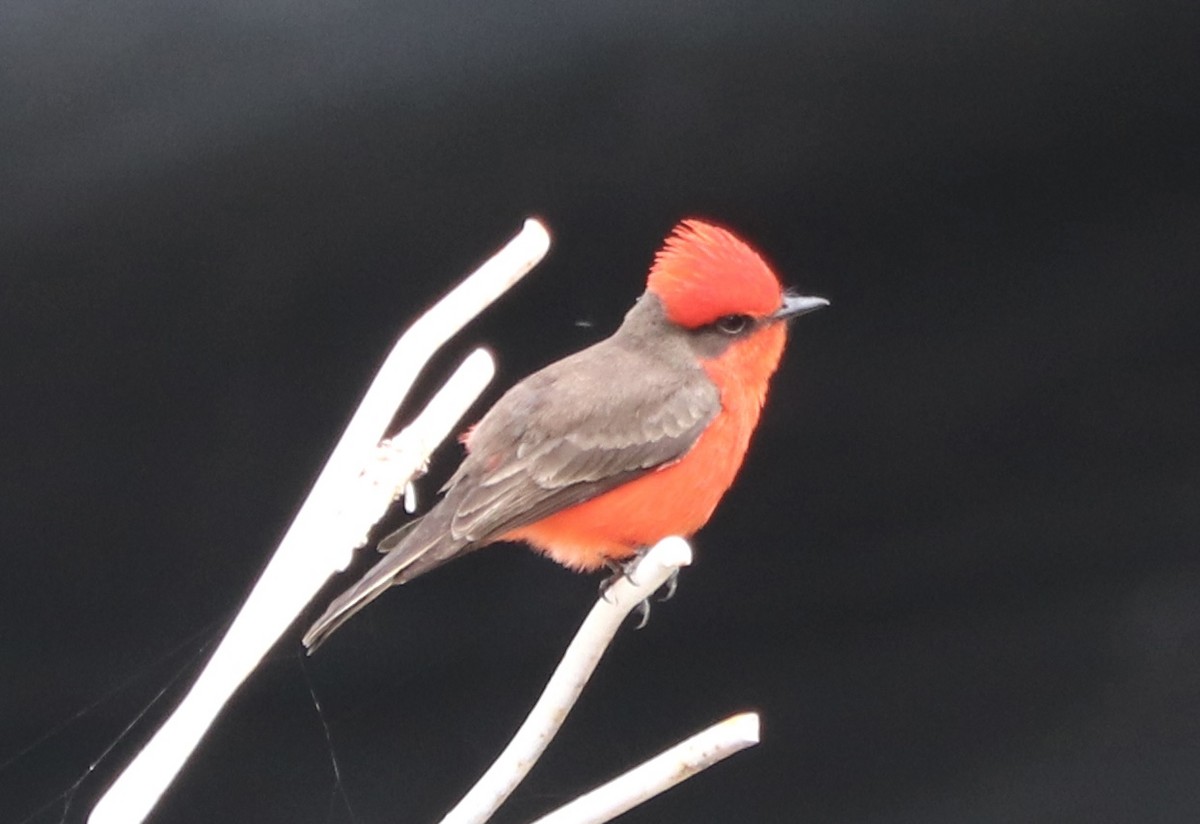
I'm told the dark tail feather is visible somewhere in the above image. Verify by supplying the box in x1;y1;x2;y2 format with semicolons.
302;514;474;653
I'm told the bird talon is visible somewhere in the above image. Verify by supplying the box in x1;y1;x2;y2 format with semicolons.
598;559;624;602
633;598;651;629
656;569;679;602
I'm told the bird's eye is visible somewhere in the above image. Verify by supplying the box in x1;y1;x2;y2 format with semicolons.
715;314;750;335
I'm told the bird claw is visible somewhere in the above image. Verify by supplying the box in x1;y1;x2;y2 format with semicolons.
633;598;651;629
597;546;676;623
599;554;645;600
598;559;623;603
633;568;680;627
599;552;678;625
657;569;679;602
619;552;642;587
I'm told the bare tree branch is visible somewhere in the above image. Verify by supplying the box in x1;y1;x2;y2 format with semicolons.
88;220;551;824
439;537;694;824
529;713;761;824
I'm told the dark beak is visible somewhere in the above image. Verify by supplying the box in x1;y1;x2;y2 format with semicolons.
771;293;829;321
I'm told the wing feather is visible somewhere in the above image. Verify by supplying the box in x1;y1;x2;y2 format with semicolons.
446;335;720;544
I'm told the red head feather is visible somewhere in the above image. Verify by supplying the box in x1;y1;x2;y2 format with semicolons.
646;219;784;329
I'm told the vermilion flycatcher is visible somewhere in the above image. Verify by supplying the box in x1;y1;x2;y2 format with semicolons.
303;219;826;651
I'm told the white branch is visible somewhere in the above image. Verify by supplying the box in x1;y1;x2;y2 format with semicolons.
529;713;761;824
440;537;694;824
345;348;496;546
88;219;551;824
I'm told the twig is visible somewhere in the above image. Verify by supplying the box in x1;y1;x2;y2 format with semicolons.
439;537;694;824
528;713;761;824
87;219;551;824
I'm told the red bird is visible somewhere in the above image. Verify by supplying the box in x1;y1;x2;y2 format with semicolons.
302;219;826;651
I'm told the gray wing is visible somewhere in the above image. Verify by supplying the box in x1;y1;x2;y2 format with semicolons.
444;336;721;544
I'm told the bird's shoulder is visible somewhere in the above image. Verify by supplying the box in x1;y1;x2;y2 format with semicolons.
471;335;717;457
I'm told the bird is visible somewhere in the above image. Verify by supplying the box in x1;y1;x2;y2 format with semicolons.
302;219;827;652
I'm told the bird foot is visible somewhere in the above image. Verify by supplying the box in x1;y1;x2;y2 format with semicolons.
598;551;649;600
597;552;679;627
633;598;652;629
657;568;679;602
598;559;625;603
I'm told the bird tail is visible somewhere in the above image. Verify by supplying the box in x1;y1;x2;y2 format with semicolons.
301;510;474;653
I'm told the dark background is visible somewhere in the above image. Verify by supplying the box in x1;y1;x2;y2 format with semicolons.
3;2;1199;822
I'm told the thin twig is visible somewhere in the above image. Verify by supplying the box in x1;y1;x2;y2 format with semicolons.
528;713;761;824
439;537;694;824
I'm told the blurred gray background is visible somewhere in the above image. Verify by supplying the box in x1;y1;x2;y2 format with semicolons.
3;2;1198;822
